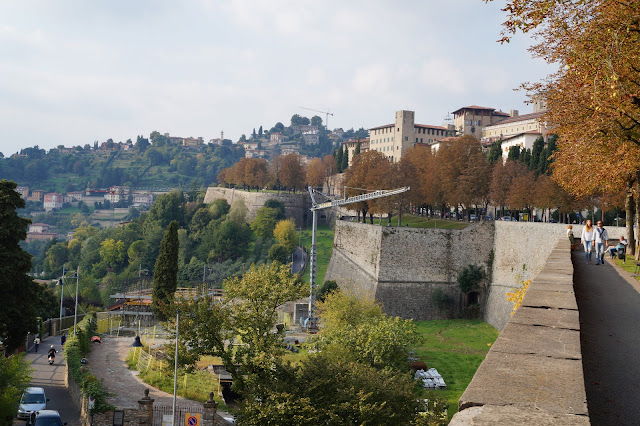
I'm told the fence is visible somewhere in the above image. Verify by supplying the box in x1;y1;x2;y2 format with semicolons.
152;405;204;426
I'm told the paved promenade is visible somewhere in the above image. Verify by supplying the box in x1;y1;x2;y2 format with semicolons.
573;251;640;425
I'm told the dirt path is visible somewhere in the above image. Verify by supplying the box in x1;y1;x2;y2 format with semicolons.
85;336;232;423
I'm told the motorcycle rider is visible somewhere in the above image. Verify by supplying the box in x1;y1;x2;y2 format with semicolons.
47;345;57;362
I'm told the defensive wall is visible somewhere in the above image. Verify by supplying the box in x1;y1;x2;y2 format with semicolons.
450;239;588;424
204;187;311;227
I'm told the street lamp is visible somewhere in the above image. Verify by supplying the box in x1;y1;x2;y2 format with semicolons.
57;278;64;333
172;311;179;426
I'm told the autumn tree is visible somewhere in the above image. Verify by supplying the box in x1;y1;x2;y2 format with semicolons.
506;171;537;220
344;150;390;221
488;0;640;252
273;219;298;253
489;160;530;218
278;154;305;193
244;158;269;191
306;157;325;189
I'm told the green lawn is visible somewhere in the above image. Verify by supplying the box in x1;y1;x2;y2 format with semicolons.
300;224;334;286
413;319;500;420
612;254;640;279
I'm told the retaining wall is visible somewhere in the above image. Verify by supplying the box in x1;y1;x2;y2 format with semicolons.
203;187;311;227
324;221;494;320
450;239;589;424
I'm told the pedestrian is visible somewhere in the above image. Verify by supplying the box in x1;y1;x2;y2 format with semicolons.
594;220;609;265
60;332;66;346
567;225;575;247
34;335;40;352
581;219;595;264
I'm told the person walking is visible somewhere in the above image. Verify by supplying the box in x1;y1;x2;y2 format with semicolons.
34;335;40;352
60;332;66;346
567;225;575;248
581;219;595;264
594;220;609;265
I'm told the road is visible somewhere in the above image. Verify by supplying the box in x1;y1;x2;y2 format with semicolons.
291;246;307;275
573;251;640;425
15;335;80;426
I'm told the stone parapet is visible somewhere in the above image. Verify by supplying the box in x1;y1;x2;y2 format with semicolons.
450;239;589;424
203;187;311;227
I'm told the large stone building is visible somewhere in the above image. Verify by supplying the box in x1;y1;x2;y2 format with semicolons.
341;138;370;167
43;193;63;211
368;110;454;163
452;106;510;138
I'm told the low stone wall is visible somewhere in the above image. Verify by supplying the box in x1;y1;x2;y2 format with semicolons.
203;187;310;227
450;239;589;425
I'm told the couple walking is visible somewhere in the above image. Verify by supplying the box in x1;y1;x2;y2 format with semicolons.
581;219;609;265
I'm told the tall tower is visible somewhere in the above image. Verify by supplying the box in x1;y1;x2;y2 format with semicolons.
395;110;415;161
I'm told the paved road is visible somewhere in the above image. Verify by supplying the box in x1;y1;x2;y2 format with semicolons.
573;251;640;425
15;335;80;426
291;246;307;274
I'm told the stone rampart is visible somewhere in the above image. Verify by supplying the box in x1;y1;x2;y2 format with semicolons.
450;239;589;424
324;221;494;320
204;187;311;227
486;221;575;330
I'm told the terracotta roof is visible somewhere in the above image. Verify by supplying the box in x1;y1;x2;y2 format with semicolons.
489;111;545;126
451;106;496;115
369;123;394;131
500;131;543;143
341;138;370;145
414;124;451;131
492;110;510;117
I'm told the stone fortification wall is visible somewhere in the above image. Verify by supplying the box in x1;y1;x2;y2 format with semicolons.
450;239;588;424
204;187;310;227
324;221;494;320
486;221;576;330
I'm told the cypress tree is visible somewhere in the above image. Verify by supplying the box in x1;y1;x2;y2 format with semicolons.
355;140;361;155
152;220;179;320
529;136;545;173
336;146;344;172
341;148;349;170
488;140;502;164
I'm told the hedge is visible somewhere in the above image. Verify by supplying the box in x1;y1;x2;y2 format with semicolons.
63;314;115;414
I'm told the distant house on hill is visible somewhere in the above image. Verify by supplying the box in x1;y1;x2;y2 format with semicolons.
270;132;284;145
292;124;318;134
29;223;50;233
43;193;63;211
16;186;29;199
29;189;45;202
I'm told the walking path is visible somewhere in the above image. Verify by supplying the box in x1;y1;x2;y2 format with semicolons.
86;336;233;424
16;336;81;426
573;250;640;425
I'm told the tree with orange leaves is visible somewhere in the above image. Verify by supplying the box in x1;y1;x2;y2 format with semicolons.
306;157;325;189
488;0;640;253
278;154;306;193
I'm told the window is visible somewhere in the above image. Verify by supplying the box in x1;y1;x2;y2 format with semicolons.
416;138;418;143
405;136;408;141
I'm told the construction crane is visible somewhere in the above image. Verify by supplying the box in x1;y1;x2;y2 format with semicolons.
300;107;334;130
305;185;410;327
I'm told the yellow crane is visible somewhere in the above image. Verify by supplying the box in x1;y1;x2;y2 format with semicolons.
300;107;334;129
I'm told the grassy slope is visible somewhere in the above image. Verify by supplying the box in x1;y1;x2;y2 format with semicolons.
413;319;500;420
300;224;334;286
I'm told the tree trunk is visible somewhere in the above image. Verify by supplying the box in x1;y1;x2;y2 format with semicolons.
625;177;635;256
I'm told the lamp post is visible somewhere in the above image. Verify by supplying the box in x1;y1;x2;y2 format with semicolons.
72;266;80;335
172;311;179;426
57;277;64;333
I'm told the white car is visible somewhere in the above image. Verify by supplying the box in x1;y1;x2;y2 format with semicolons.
17;387;48;420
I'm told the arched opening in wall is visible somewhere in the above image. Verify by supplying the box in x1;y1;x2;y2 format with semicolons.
463;291;482;319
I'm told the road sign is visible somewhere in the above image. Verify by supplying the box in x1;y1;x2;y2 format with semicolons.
185;413;200;426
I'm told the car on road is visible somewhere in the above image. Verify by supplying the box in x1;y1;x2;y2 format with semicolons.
28;410;67;426
17;387;48;420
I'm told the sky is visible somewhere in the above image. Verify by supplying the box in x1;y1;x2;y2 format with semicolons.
0;0;553;155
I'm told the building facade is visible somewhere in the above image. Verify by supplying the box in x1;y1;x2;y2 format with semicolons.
341;138;370;167
452;106;510;138
43;193;63;211
368;110;454;163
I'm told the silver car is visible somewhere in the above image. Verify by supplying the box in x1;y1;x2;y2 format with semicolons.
17;387;48;420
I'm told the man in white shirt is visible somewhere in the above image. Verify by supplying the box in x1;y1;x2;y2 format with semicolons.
594;220;609;265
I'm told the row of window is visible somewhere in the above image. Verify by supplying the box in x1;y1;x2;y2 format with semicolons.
465;119;483;126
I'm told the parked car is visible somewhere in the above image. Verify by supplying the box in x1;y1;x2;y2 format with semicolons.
28;410;67;426
470;214;477;221
17;387;48;420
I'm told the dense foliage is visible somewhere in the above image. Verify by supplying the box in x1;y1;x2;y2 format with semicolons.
0;180;45;353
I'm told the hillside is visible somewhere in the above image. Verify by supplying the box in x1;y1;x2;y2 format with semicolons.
0;141;245;193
